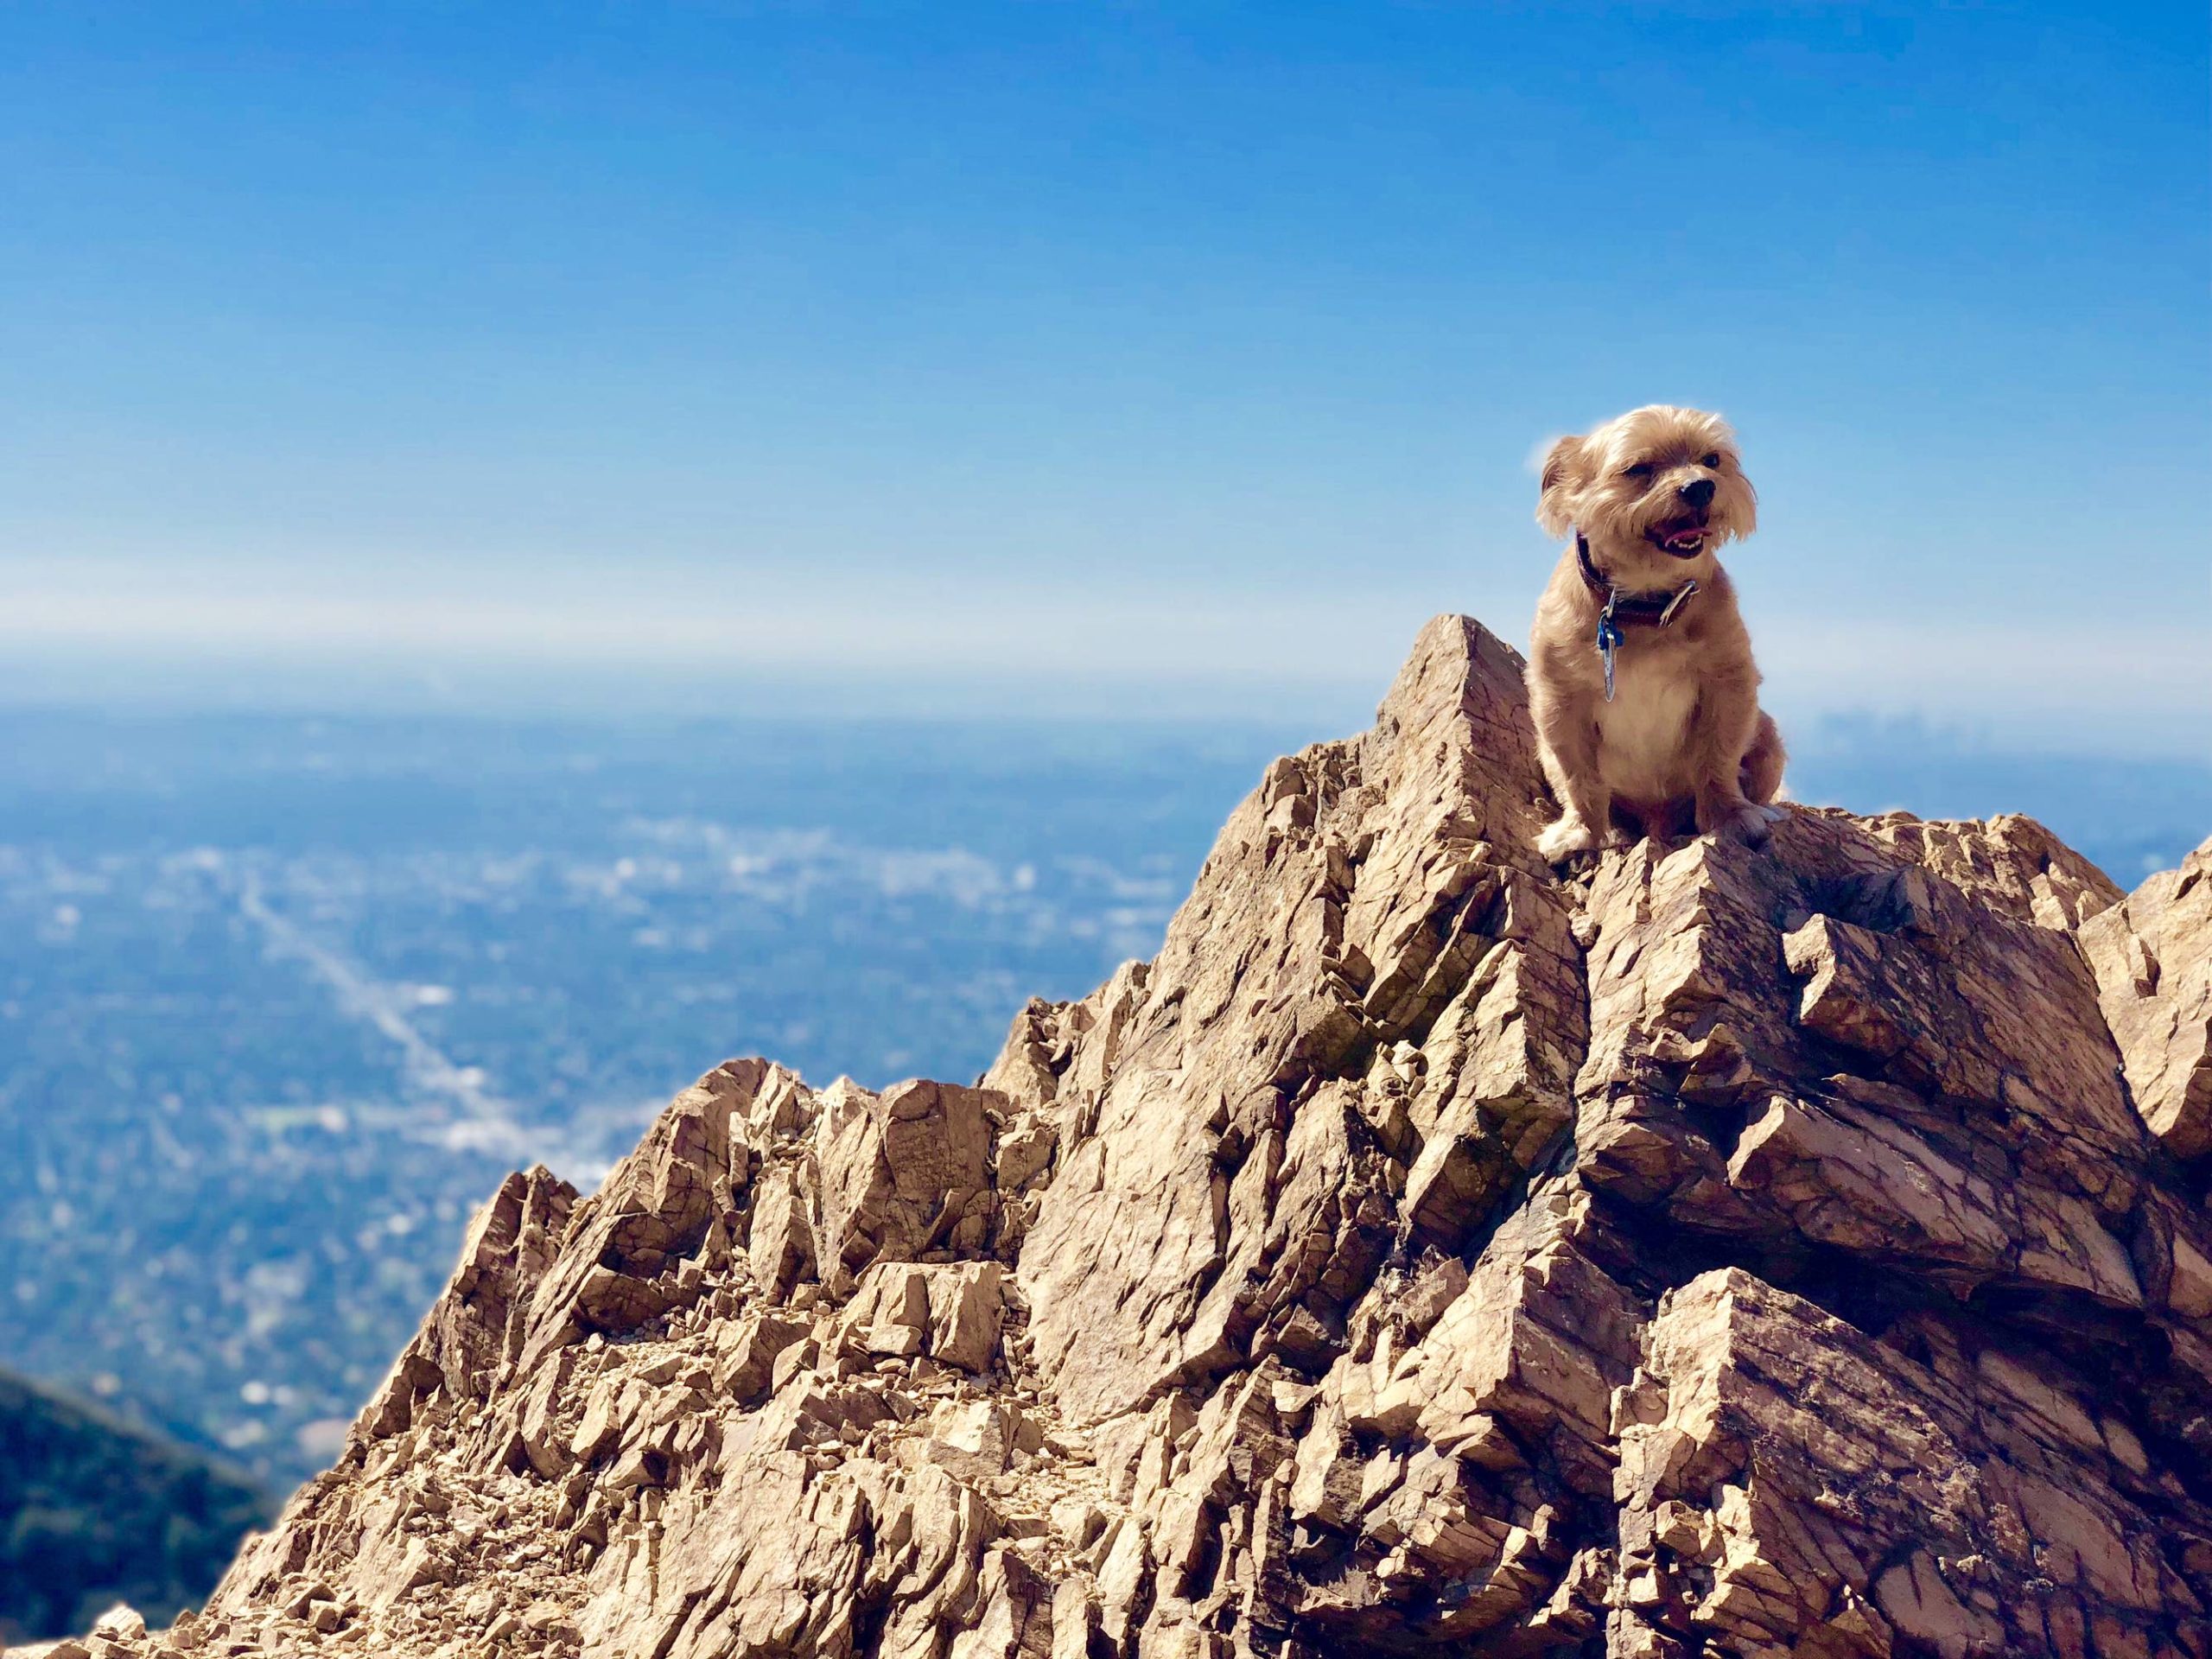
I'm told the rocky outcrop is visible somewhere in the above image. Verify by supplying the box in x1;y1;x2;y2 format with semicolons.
56;616;2212;1659
2082;843;2212;1161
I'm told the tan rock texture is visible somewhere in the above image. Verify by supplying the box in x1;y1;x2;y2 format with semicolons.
67;617;2212;1658
2083;841;2212;1161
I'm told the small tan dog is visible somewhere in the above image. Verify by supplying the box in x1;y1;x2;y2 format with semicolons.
1527;404;1784;861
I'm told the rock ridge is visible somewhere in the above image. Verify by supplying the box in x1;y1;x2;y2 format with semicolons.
50;615;2212;1659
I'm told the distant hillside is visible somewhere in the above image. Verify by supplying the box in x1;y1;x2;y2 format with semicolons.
0;1370;271;1643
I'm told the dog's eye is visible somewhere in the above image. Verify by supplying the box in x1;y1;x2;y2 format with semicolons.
1701;452;1722;468
1622;461;1654;480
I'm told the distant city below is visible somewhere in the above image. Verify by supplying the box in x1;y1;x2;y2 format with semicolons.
2;705;2205;1489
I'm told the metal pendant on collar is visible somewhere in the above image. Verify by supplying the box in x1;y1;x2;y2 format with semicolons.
1574;531;1700;703
1596;594;1624;702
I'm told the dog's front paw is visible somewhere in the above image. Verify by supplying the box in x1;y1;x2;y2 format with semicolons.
1701;799;1775;847
1538;814;1600;862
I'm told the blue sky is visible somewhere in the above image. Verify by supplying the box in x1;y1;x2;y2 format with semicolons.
1;3;2204;750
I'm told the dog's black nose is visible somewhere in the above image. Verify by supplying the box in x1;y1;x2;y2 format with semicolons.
1680;477;1717;509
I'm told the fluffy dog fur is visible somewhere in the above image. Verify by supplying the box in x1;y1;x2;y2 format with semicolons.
1527;404;1785;861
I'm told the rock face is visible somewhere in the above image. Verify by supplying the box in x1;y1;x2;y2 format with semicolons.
70;617;2212;1658
2082;843;2212;1162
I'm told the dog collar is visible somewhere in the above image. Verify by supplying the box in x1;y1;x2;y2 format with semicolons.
1575;532;1700;623
1576;531;1699;703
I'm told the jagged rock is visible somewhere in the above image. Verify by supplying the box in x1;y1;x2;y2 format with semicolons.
838;1262;1006;1374
2083;839;2212;1160
61;616;2212;1659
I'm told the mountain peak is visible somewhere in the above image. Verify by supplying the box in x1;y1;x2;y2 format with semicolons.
58;616;2212;1659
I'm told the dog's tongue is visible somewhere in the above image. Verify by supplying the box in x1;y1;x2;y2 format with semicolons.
1662;525;1703;550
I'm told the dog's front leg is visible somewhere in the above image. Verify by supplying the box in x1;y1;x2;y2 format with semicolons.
1530;682;1613;860
1687;671;1772;844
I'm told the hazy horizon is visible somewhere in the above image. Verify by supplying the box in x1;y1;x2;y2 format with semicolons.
4;605;2206;766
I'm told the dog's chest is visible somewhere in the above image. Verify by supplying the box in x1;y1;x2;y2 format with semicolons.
1594;654;1699;798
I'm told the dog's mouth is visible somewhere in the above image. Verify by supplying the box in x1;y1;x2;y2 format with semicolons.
1645;514;1710;558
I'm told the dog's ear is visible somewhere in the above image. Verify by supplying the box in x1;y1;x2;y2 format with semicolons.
1534;434;1587;539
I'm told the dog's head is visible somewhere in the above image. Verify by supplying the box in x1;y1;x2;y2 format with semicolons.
1535;405;1756;584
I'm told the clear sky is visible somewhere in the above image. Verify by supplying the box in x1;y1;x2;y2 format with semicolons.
2;3;2205;751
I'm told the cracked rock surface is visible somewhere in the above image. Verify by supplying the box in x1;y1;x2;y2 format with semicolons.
43;616;2212;1659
